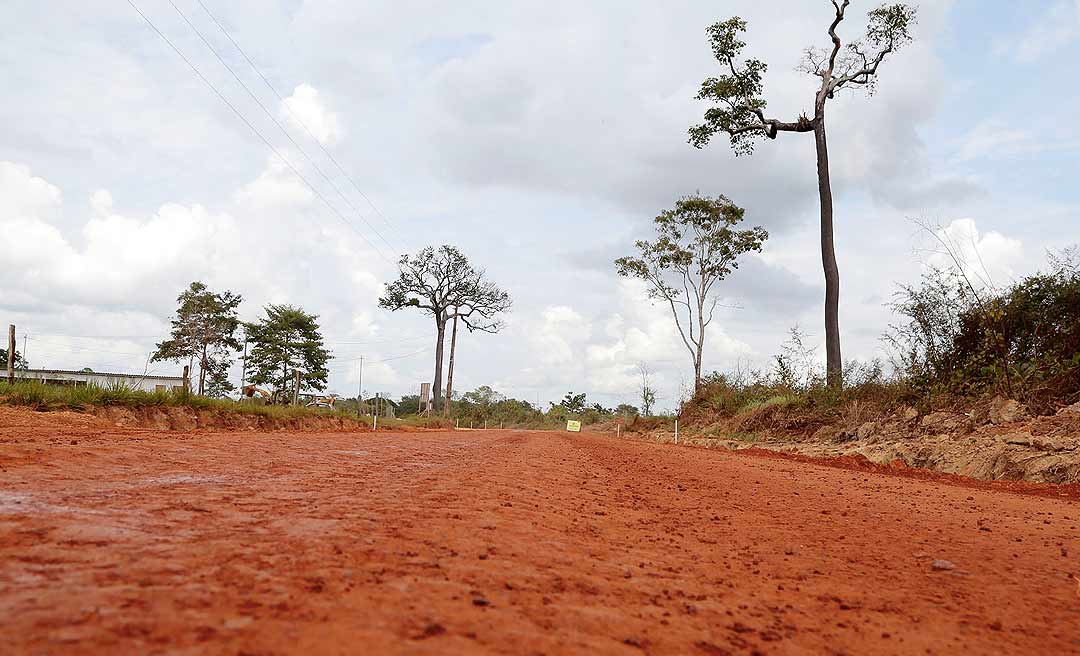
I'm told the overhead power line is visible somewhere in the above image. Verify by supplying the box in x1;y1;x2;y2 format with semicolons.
124;0;395;265
194;0;409;252
165;0;400;258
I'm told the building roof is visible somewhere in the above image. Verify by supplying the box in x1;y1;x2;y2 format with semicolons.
15;368;184;381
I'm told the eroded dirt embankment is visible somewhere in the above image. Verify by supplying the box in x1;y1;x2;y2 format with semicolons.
1;425;1077;654
0;404;375;435
640;397;1080;485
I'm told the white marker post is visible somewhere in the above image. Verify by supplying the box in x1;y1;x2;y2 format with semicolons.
674;419;679;445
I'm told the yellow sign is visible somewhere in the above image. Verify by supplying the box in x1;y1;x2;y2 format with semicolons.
566;420;582;432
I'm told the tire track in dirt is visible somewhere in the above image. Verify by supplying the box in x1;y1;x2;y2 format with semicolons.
0;425;1076;654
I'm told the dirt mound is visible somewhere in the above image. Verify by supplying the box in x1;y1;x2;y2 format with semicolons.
0;405;372;439
642;397;1080;484
92;405;371;432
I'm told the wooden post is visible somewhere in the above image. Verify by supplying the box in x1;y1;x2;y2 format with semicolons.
293;369;301;406
7;325;15;385
182;365;190;393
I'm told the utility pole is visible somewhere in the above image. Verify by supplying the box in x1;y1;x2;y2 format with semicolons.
293;369;301;406
7;325;15;385
22;333;27;369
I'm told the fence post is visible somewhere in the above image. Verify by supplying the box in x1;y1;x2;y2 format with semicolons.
6;325;14;385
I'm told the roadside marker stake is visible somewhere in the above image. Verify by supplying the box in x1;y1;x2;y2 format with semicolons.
675;419;679;445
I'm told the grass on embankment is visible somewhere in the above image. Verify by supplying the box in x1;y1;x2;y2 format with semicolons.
0;380;373;423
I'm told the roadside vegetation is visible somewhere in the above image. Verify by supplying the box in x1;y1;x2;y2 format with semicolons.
681;248;1080;436
0;380;363;422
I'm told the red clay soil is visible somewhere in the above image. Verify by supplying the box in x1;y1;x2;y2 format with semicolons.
0;420;1077;654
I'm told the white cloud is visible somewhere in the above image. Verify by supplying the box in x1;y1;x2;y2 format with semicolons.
281;83;342;145
0;164;238;312
926;218;1024;290
233;154;314;210
0;162;62;223
90;189;113;216
528;305;592;367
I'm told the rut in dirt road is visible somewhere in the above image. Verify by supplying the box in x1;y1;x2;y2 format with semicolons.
0;426;1077;655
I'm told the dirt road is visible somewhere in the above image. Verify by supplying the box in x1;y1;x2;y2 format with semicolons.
1;421;1077;654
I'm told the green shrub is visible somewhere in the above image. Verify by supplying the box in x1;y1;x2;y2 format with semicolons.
886;249;1080;411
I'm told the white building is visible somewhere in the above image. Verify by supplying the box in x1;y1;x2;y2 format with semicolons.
14;368;187;393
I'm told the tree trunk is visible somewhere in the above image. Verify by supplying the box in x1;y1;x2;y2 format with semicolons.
813;110;843;387
444;313;459;416
693;345;703;392
198;342;208;396
432;317;447;412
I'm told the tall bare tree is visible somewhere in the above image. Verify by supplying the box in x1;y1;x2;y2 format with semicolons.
689;2;917;386
379;245;511;411
616;195;767;391
638;362;657;416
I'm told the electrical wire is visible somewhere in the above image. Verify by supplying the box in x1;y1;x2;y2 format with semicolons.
124;0;395;265
193;0;409;251
165;0;400;258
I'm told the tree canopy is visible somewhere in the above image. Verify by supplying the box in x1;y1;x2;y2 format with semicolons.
379;245;511;410
151;281;242;397
616;195;767;389
1;348;27;370
244;304;331;397
689;3;917;154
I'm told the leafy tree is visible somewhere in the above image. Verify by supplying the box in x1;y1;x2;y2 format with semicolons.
462;385;504;408
245;305;330;399
615;403;640;416
397;394;421;416
615;195;767;390
690;2;917;386
152;281;242;396
0;348;27;370
555;392;588;414
379;245;511;411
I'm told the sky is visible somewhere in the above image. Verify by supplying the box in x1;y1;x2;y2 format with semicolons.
2;0;1078;410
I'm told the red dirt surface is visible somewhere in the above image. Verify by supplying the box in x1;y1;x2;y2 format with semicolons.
1;419;1077;654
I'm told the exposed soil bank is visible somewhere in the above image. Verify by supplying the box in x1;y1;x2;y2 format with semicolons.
1;423;1077;654
655;397;1080;485
0;404;375;435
